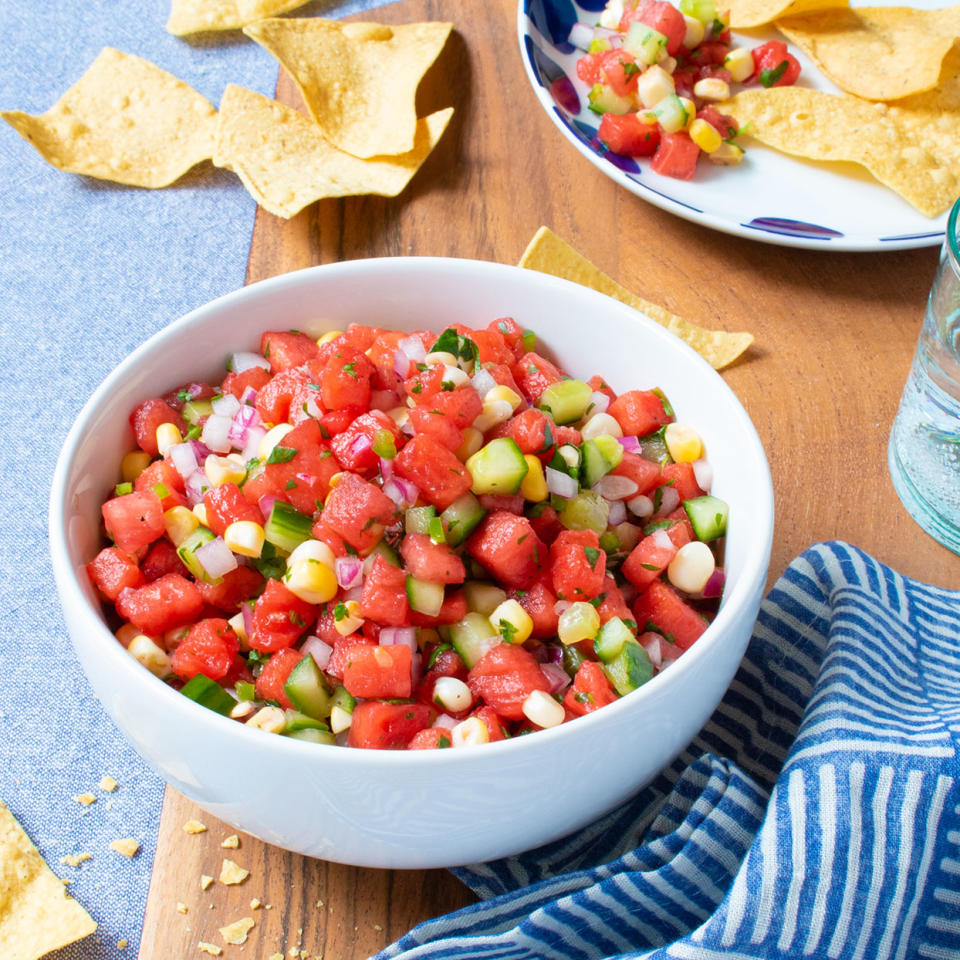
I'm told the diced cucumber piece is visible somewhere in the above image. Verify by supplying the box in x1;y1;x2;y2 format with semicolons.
365;539;400;568
283;654;331;719
623;20;667;65
639;426;671;465
593;617;633;663
450;612;500;668
406;576;445;617
653;94;691;135
681;0;717;23
538;379;592;425
181;674;236;716
466;438;529;495
463;582;507;617
428;515;446;543
284;727;336;745
441;493;486;547
177;527;218;583
588;82;634;116
405;505;436;535
559;491;610;535
588;37;612;53
550;445;581;479
264;501;313;553
235;681;255;702
602;639;653;695
599;530;621;554
182;399;213;425
683;495;728;541
283;709;331;732
330;686;356;715
581;437;622;488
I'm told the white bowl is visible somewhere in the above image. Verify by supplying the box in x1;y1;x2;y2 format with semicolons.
49;258;773;869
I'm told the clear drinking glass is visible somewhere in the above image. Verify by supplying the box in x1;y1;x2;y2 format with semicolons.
889;198;960;555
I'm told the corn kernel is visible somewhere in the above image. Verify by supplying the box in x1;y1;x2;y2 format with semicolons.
485;385;523;411
580;412;623;440
557;444;581;470
386;406;410;430
246;706;286;734
334;599;364;636
205;453;247;487
316;330;343;346
558;602;601;645
678;97;696;130
192;503;209;527
327;471;345;489
424;350;458;368
456;427;484;462
488;599;533;645
155;423;182;457
115;623;142;649
709;142;744;165
667;541;715;594
227;611;247;644
229;701;255;720
451;716;490;747
520;455;548;502
441;365;471;387
432;676;473;713
665;422;703;462
473;399;514;433
682;14;705;47
330;705;353;734
258;422;294;460
120;451;151;482
284;558;338;605
164;626;189;650
224;520;265;558
723;47;754;83
689;118;723;154
127;635;171;678
522;690;565;729
659;55;677;73
164;506;199;547
287;539;336;568
693;77;731;101
636;64;675;108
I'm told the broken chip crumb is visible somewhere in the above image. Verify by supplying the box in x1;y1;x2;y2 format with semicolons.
219;859;249;885
109;838;139;858
73;793;97;806
200;875;214;890
183;819;207;834
374;923;383;931
199;943;223;956
221;834;240;849
60;853;92;867
269;954;284;960
250;898;262;910
117;940;128;950
316;899;323;908
61;877;73;885
177;902;189;914
219;917;255;946
100;775;118;792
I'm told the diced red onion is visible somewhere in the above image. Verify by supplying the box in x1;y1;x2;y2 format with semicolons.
541;662;572;694
619;582;637;605
593;475;638;500
230;351;270;374
201;413;233;454
241;602;254;638
607;499;627;526
568;22;594;49
190;439;212;460
380;456;394;480
588;391;610;414
168;442;198;479
335;731;350;747
302;393;323;420
651;528;673;551
393;349;411;379
212;392;241;418
242;426;266;461
471;368;497;397
183;383;205;400
478;494;525;515
432;713;457;730
301;635;333;670
195;537;238;580
530;643;548;664
693;458;713;492
349;433;373;459
410;651;423;689
702;567;726;599
400;417;415;437
653;486;680;518
185;470;211;506
618;435;642;455
371;390;399;411
627;495;654;518
545;467;578;499
258;495;277;518
379;626;417;652
335;556;364;590
383;477;419;508
553;599;572;616
227;404;261;445
343;586;363;604
239;385;258;407
398;335;427;364
545;644;564;666
639;632;664;669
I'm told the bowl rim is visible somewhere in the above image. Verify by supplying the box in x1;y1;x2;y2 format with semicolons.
49;256;773;768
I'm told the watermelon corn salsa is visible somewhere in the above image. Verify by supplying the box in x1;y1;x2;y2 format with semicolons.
570;0;801;178
88;320;729;751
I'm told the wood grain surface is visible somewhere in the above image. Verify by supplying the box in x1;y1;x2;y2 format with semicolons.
139;0;960;955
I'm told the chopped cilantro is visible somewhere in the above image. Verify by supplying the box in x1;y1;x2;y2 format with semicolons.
517;533;529;545
430;327;480;364
589;592;608;608
639;562;661;571
498;619;518;644
411;382;422;395
334;601;348;622
267;445;298;465
437;735;451;748
288;610;306;627
759;60;788;88
343;361;358;380
584;546;601;567
427;643;453;670
285;479;297;490
622;61;643;80
185;424;202;440
441;380;455;392
176;388;192;403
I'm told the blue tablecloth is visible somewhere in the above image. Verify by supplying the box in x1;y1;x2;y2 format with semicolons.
0;2;380;956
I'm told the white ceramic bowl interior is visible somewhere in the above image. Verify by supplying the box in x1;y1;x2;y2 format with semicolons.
50;258;773;869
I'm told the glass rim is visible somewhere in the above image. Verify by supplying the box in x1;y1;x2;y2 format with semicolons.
950;196;960;268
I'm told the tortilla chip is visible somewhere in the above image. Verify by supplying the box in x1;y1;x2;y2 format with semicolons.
518;228;753;370
727;0;846;29
213;84;452;218
1;48;216;188
777;6;960;101
166;0;310;36
0;801;97;960
721;87;960;217
242;18;452;158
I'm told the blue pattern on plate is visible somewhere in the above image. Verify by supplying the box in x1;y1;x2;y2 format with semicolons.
525;35;582;112
744;217;844;240
524;0;578;50
880;232;946;243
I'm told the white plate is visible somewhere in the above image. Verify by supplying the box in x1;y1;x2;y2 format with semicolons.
517;0;949;250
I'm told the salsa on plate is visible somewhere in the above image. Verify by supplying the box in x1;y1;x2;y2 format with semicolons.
88;320;728;749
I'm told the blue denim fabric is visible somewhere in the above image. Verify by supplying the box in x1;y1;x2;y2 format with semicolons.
0;2;381;956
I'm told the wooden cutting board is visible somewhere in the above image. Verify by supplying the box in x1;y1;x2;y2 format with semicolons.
138;0;960;956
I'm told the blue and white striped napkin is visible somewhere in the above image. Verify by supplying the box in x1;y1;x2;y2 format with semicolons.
377;540;960;960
